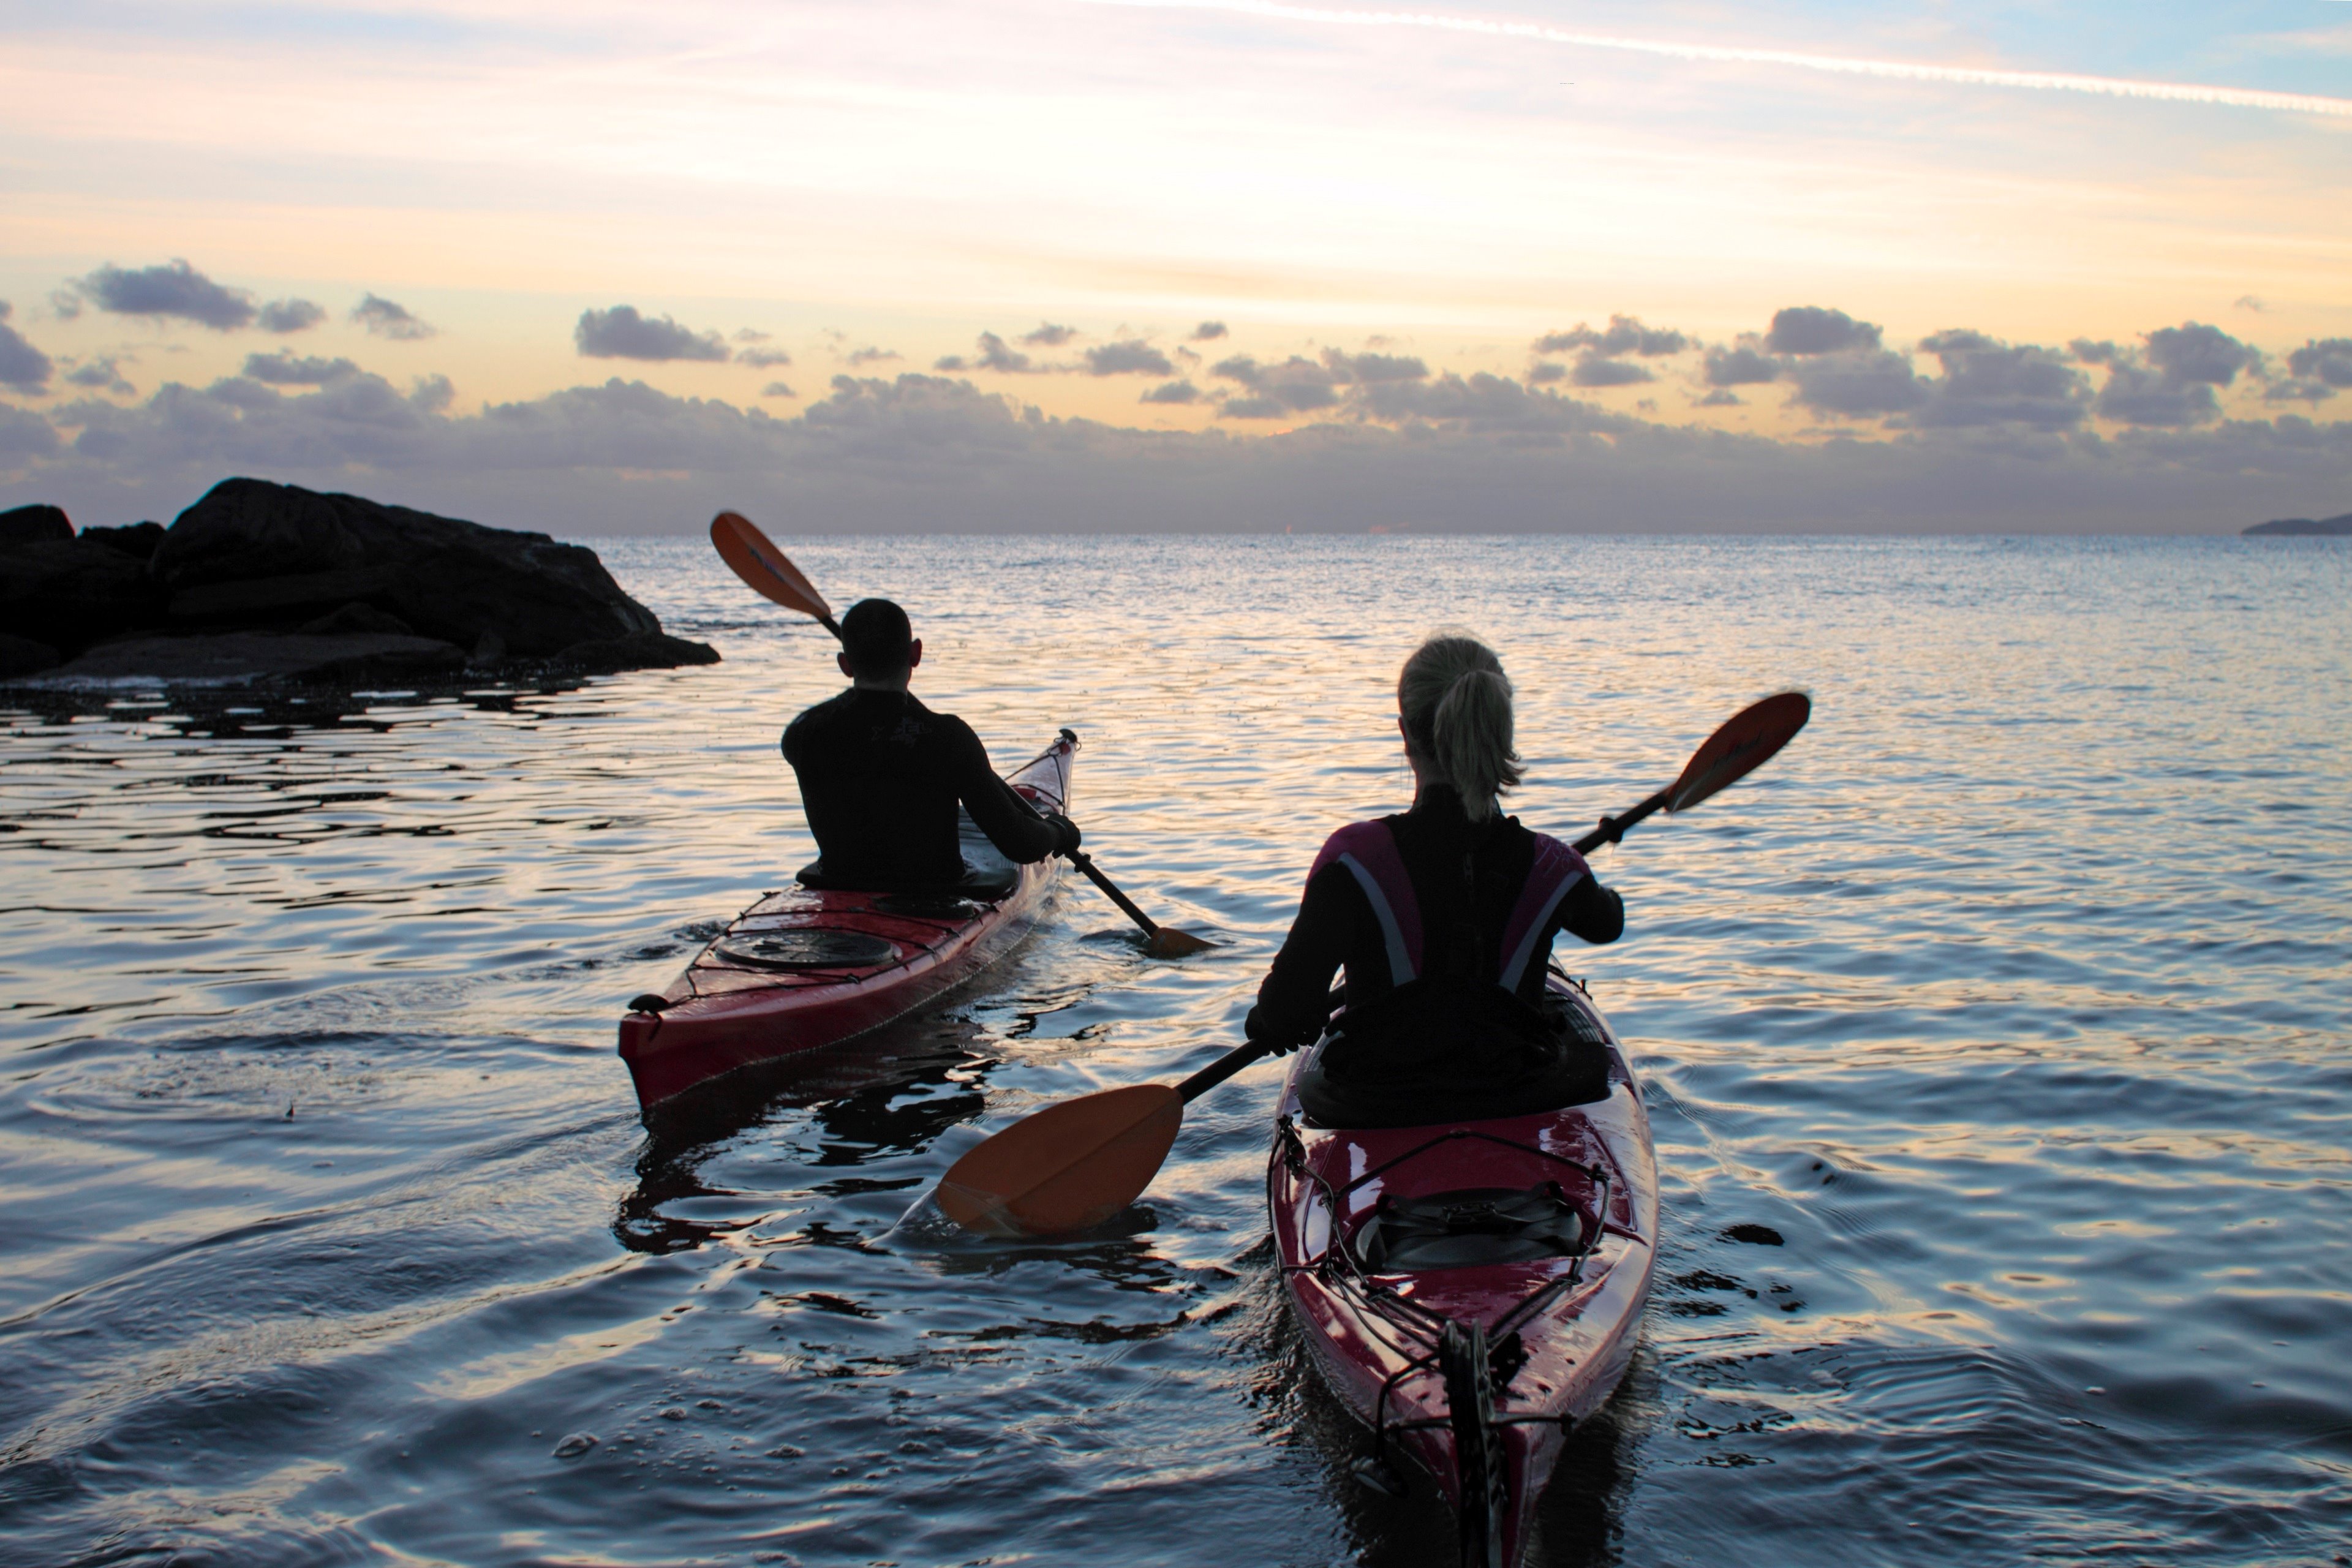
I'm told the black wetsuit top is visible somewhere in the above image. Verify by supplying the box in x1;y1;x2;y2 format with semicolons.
782;688;1059;888
1245;787;1624;1049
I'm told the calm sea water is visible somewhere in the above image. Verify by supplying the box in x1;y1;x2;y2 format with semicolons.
2;535;2347;1567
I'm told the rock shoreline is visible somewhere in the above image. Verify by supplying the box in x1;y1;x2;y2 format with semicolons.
2243;511;2352;537
0;481;718;685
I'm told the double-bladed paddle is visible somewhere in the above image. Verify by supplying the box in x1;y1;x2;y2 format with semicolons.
933;689;1813;1239
706;510;1215;960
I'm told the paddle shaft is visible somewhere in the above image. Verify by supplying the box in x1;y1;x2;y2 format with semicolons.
1173;789;1676;1106
1066;850;1172;941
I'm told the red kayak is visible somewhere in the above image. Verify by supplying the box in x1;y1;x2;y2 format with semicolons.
618;730;1075;1112
1267;974;1658;1567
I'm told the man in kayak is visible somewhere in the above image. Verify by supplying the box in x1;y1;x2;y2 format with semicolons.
783;598;1081;889
1245;635;1623;1120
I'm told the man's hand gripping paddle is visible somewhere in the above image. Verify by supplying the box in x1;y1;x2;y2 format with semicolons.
707;510;1214;961
934;690;1812;1240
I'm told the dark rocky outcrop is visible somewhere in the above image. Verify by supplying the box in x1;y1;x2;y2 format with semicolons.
2244;511;2352;537
0;503;71;546
1;478;718;685
53;631;469;684
79;521;166;559
0;633;60;677
1;532;170;652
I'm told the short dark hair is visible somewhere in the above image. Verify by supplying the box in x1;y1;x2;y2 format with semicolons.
840;598;913;677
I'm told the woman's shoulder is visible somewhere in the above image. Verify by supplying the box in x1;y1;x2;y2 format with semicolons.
1502;815;1589;878
1307;818;1402;878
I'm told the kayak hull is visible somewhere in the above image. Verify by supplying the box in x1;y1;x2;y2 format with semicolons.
617;731;1073;1112
1267;977;1658;1566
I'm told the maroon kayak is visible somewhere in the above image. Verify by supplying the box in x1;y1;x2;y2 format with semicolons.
1267;974;1658;1566
618;730;1074;1111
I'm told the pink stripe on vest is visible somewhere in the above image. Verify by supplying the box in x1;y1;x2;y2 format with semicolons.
1498;834;1590;990
1310;821;1423;984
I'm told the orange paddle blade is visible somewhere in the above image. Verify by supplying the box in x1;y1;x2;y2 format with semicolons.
937;1084;1183;1238
710;511;834;624
1670;691;1811;813
1144;928;1216;959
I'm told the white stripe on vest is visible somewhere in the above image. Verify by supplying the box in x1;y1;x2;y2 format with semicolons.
1498;872;1582;992
1336;852;1417;984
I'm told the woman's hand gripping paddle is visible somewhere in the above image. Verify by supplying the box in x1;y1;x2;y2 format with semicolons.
934;689;1812;1240
708;510;1213;960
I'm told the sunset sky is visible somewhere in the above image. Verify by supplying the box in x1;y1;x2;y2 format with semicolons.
2;0;2348;532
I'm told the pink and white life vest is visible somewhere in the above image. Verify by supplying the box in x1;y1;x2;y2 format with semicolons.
1306;820;1591;993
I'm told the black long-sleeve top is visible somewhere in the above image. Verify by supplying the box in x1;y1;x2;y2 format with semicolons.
1245;787;1623;1049
782;688;1058;888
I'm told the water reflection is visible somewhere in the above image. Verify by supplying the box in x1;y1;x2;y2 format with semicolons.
2;535;2348;1566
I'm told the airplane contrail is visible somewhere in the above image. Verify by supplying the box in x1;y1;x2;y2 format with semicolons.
1083;0;2352;119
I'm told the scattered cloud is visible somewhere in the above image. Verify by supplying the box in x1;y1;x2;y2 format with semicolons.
1909;332;2090;429
1324;349;1429;383
576;304;726;361
76;259;256;330
2234;295;2267;313
1704;345;1782;386
1084;339;1176;376
845;345;902;367
1787;349;1924;417
1534;315;1688;358
1528;362;1567;385
256;298;327;333
2070;322;2262;427
2146;322;2260;386
0;404;59;460
975;333;1033;373
1189;322;1229;341
1022;322;1079;347
45;289;82;323
353;293;437;341
1765;306;1882;355
0;302;55;391
739;347;793;368
2286;339;2352;386
763;382;798;399
1142;380;1200;404
734;328;771;343
1571;354;1653;388
1697;389;1743;407
62;356;135;396
241;350;362;386
1212;353;1341;414
2094;364;2219;427
2281;339;2352;401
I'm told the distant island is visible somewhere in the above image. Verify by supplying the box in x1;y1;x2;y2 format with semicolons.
2244;511;2352;537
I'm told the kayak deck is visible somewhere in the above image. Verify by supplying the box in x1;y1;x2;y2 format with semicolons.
617;730;1074;1112
1268;977;1658;1566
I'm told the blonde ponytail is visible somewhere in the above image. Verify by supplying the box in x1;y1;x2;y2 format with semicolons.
1397;635;1523;822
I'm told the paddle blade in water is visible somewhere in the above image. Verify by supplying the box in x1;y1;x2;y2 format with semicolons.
1669;691;1810;813
1144;928;1217;959
710;511;833;623
936;1084;1183;1238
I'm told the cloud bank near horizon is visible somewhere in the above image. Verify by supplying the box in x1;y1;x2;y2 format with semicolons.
4;255;2346;535
6;342;2346;538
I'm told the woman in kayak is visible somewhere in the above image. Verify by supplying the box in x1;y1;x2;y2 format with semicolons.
1246;635;1623;1123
